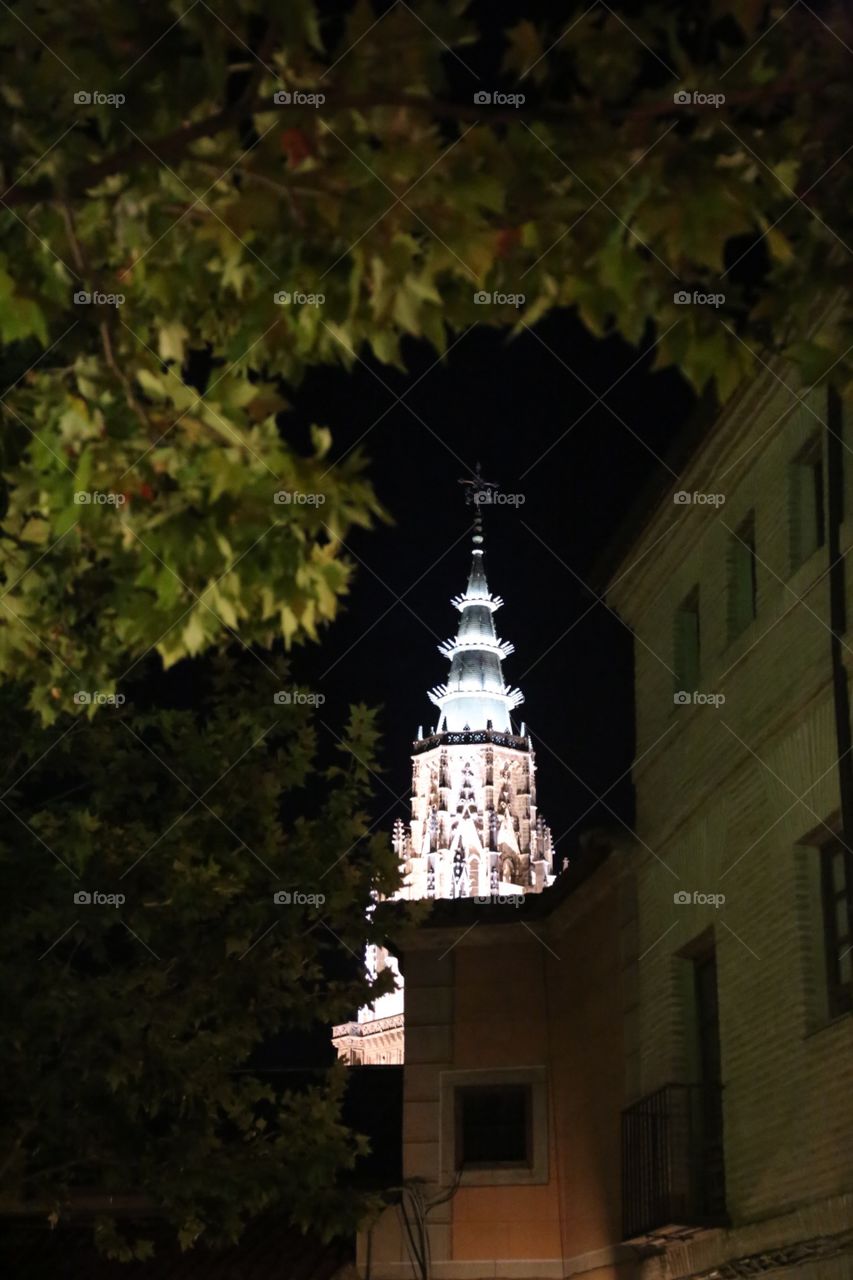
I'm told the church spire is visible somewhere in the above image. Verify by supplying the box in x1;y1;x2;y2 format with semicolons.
332;473;556;1064
427;468;524;734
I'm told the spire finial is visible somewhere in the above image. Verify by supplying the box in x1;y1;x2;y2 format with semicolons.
458;463;498;544
427;475;523;734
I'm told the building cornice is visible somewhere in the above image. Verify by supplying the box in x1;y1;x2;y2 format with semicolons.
331;1013;405;1041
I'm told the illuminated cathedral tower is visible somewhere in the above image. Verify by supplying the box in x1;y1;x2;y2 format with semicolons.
332;473;555;1063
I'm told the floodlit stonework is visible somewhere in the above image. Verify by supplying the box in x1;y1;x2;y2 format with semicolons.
331;949;405;1065
332;495;555;1064
607;347;853;1277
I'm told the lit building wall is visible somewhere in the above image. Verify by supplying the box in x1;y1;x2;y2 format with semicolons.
359;853;638;1280
607;356;853;1276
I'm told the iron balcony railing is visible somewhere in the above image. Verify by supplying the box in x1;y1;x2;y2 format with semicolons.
621;1082;727;1241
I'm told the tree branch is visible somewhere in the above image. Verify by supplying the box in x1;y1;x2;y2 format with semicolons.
0;79;834;210
58;200;152;431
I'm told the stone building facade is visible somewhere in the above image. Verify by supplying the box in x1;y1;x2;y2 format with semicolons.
607;351;853;1277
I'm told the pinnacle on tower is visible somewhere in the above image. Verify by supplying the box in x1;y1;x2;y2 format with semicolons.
428;468;523;733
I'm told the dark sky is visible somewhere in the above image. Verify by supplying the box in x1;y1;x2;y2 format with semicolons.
291;315;695;865
279;0;699;866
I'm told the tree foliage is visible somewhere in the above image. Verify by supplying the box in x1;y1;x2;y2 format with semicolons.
2;0;853;704
0;661;399;1253
2;0;853;1256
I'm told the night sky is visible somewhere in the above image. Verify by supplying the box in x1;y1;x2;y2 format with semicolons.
272;0;699;866
290;315;696;866
144;0;707;867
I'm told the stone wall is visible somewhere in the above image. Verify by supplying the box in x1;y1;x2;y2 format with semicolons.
607;364;853;1276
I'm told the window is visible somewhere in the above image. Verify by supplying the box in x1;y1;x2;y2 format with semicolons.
440;1066;548;1186
454;1083;532;1169
727;512;757;639
673;586;700;693
821;839;853;1018
790;433;825;570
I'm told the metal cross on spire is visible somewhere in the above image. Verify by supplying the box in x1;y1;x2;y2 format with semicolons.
458;463;498;539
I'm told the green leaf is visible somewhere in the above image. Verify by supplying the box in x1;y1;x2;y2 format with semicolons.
158;321;190;364
182;610;208;655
